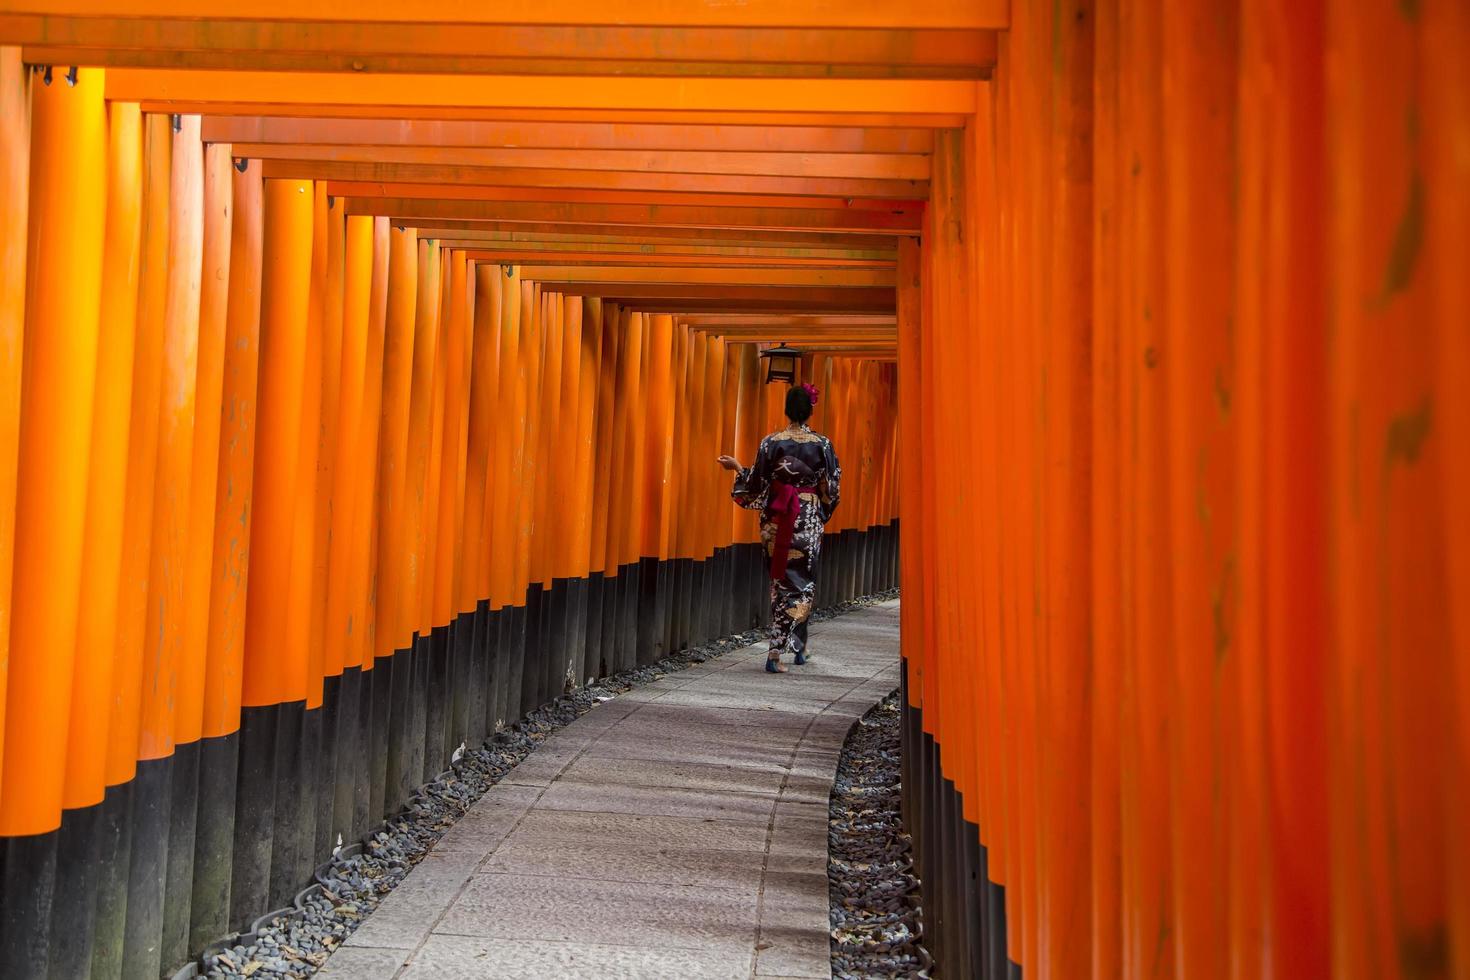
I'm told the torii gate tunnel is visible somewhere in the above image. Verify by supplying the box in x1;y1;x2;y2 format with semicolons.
0;2;1466;978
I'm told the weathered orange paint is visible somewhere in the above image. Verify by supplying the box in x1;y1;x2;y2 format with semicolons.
486;265;522;608
137;111;203;761
176;140;233;747
0;66;105;834
62;100;140;810
418;245;450;630
201;158;262;738
0;48;28;789
460;261;499;611
348;215;391;672
108;112;171;783
323;214;376;676
588;297;618;578
434;249;471;621
307;195;345;692
373;225;418;657
241;179;312;707
280;182;325;707
401;238;441;638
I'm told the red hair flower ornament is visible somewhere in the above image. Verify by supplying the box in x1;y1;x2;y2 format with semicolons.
799;382;820;406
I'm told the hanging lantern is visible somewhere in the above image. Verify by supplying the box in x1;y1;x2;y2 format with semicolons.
759;343;801;385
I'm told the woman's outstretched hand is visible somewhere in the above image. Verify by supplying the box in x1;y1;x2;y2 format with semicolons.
717;455;742;472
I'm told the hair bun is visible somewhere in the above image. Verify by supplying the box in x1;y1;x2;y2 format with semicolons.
799;382;820;406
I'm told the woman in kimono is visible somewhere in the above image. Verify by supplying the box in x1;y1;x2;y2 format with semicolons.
718;383;841;673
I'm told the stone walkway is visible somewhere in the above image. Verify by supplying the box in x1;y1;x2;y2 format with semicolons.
316;600;900;980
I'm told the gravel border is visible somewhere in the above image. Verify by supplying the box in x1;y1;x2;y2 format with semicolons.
829;690;931;979
191;589;901;979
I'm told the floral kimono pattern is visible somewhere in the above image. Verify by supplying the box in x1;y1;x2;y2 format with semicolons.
731;423;841;662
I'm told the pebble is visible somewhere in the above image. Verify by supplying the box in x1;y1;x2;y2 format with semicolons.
828;688;933;979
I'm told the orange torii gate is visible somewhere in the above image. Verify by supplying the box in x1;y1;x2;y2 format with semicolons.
0;1;1466;979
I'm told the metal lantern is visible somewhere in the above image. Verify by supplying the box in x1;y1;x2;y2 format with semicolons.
759;343;801;384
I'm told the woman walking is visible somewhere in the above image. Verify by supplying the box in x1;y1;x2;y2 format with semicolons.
718;383;841;673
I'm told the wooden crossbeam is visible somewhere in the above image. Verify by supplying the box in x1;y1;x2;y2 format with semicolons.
461;251;891;269
532;283;895;312
148;104;973;128
3;1;1007;30
321;180;915;214
411;223;899;249
616;299;894;313
9;18;996;78
237;143;928;181
676;314;896;325
428;240;895;262
104;70;977;115
759;342;896;350
205;118;936;155
257;161;923;201
513;264;894;287
350;197;922;234
682;325;897;338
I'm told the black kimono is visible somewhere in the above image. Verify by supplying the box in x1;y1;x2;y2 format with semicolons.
731;423;841;662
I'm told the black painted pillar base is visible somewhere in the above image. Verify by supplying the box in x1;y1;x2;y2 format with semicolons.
582;573;605;683
267;700;308;910
636;556;660;666
48;800;102;977
92;780;133;979
367;661;392;825
230;704;276;931
122;755;172;979
423;628;448;781
901;681;1016;980
191;731;239;953
0;829;57;978
161;739;202;971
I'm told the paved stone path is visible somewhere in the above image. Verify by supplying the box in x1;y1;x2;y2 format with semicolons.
317;600;900;980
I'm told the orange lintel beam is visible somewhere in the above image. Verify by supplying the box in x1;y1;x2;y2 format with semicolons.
236;144;928;181
747;340;895;349
149;103;972;129
685;325;898;338
438;240;894;262
105;70;978;115
258;160;924;201
618;297;893;314
462;251;891;269
513;264;894;287
617;299;882;314
705;336;898;348
204;117;935;155
411;222;898;249
5;1;1007;30
10;20;995;77
696;334;897;345
21;46;987;80
352;198;922;234
677;314;896;325
542;282;893;308
320;180;916;214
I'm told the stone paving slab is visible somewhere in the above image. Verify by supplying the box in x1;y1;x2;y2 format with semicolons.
317;600;900;980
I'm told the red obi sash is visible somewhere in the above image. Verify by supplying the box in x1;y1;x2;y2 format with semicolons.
768;482;820;580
